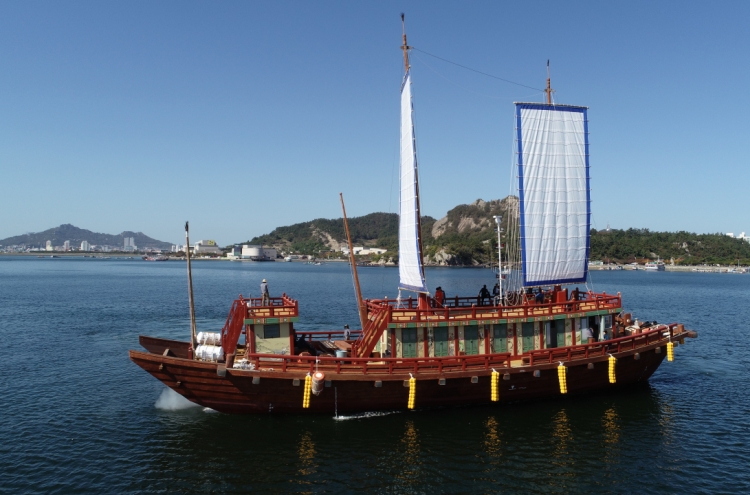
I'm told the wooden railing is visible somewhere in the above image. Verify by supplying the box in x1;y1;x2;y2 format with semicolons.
238;351;514;375
527;324;678;365
365;292;622;324
297;330;362;342
244;293;299;318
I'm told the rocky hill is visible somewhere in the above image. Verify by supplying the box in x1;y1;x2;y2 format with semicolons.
244;197;517;265
0;224;172;250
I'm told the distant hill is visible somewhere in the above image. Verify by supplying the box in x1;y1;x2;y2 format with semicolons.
240;195;750;266
590;228;750;265
241;197;516;265
0;224;172;250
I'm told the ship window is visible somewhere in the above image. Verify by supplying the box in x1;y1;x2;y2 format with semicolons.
264;324;280;339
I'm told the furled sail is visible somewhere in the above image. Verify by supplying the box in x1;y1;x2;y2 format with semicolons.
398;71;427;292
515;103;590;286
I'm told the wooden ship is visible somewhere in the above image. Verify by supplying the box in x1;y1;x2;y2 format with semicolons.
130;17;696;414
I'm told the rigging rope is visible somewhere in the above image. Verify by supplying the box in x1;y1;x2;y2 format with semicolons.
411;47;544;92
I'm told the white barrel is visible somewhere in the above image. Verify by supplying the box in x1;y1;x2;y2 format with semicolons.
197;332;222;346
195;344;224;362
311;371;325;396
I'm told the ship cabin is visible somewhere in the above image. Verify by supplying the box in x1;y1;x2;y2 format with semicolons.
217;288;629;364
350;287;624;361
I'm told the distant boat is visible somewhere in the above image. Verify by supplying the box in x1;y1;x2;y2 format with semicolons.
142;255;168;262
644;259;666;271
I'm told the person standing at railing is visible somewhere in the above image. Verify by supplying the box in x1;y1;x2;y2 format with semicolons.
434;286;445;308
478;285;491;306
492;283;500;305
260;279;270;306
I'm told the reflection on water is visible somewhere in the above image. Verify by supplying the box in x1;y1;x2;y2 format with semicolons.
297;430;317;477
483;416;502;457
393;420;422;488
551;408;574;473
602;406;622;476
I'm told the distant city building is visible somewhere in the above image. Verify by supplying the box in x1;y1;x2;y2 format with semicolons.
123;237;136;252
226;245;243;259
80;241;90;252
340;246;387;256
63;240;70;251
194;240;221;255
241;244;277;260
46;240;53;252
727;233;735;238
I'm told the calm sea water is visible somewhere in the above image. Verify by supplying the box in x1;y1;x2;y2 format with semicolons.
1;258;748;494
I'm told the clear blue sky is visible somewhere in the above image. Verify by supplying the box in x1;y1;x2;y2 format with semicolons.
1;1;748;246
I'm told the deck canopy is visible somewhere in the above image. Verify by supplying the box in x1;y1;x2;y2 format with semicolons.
515;103;591;286
398;71;427;292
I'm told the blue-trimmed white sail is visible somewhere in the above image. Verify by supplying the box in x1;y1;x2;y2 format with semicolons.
515;103;590;286
398;71;427;292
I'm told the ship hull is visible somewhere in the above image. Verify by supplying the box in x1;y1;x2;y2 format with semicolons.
129;334;680;415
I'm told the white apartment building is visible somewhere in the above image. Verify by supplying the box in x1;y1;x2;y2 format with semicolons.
46;240;53;251
80;241;90;251
123;237;136;252
194;240;222;255
340;246;387;255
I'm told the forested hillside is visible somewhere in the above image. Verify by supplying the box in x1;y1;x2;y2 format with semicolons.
239;197;750;266
590;228;750;265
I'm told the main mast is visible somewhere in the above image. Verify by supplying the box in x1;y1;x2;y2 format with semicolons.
399;13;428;299
544;60;554;105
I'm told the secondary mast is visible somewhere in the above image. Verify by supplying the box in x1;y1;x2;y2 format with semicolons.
340;193;367;330
185;222;197;354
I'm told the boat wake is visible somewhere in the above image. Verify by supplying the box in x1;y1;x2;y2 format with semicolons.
333;411;402;421
154;387;200;411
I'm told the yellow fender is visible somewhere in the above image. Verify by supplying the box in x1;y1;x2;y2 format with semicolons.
608;355;617;384
557;363;567;394
491;370;499;402
667;341;674;362
302;374;312;408
407;375;416;409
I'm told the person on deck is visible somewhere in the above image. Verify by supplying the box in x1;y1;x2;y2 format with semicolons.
260;279;270;306
434;286;446;307
581;326;595;344
535;288;545;304
478;285;491;306
492;283;500;305
344;324;351;341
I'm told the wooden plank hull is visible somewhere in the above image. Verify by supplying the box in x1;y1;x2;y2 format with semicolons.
130;334;680;415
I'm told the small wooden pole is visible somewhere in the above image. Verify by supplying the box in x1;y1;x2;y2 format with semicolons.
185;222;197;350
340;193;367;332
544;60;553;105
401;13;410;73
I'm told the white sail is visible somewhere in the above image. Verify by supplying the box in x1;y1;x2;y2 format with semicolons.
515;103;590;286
398;71;427;292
